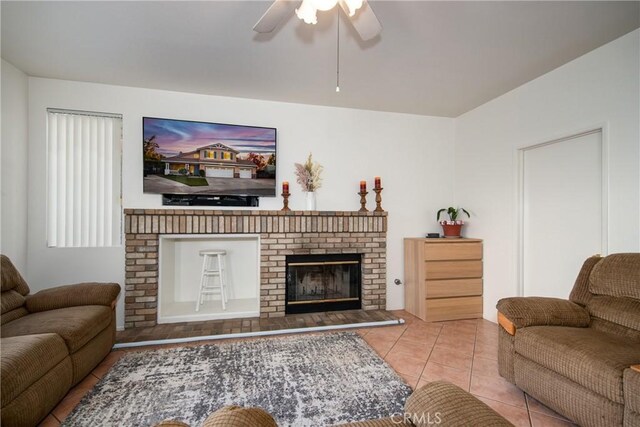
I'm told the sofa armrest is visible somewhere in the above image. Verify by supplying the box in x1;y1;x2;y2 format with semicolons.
496;297;590;334
25;283;121;313
405;381;513;426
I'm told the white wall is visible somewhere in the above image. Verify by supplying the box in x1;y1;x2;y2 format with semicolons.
455;29;640;320
28;78;456;329
1;59;29;272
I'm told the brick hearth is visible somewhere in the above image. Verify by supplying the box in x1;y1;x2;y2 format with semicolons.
123;209;387;329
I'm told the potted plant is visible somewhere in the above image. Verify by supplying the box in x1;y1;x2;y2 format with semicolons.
437;207;470;238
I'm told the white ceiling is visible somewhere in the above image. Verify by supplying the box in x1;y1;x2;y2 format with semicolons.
2;1;638;117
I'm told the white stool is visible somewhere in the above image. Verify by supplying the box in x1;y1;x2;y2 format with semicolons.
196;250;228;312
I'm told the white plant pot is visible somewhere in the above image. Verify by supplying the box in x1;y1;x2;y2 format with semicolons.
305;192;317;211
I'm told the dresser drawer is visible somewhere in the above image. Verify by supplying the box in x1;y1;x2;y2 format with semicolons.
424;242;482;261
424;260;482;280
425;296;483;322
426;278;482;299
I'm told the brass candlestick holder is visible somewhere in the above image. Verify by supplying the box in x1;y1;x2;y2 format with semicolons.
281;191;291;212
374;187;384;212
358;191;368;212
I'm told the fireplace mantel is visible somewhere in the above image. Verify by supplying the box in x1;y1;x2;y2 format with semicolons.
124;209;387;329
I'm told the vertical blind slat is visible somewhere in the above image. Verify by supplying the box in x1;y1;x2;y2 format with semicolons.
47;111;122;248
47;114;58;247
81;116;91;247
105;118;114;246
57;115;67;248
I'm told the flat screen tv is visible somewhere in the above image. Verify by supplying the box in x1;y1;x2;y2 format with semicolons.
143;117;277;197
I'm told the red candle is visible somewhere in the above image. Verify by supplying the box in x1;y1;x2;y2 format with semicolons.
374;176;381;189
283;181;289;193
360;181;366;192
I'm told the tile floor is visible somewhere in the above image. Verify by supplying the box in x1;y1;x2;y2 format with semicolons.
39;310;577;427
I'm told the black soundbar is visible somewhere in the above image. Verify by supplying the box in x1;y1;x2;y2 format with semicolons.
162;194;259;207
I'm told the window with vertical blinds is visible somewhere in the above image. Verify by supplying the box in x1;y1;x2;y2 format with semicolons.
47;109;123;248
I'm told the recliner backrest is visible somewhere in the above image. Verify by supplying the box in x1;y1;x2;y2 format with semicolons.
0;255;30;325
585;253;640;342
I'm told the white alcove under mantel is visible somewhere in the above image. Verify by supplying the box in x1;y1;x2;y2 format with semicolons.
158;234;260;323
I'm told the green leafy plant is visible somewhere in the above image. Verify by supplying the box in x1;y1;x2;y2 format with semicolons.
437;207;470;224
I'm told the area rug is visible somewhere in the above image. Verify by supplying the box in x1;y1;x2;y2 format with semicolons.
62;332;412;427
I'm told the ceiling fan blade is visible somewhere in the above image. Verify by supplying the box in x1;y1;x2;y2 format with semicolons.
339;0;382;41
253;0;299;33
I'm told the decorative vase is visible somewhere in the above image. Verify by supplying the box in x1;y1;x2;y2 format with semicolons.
305;191;317;211
441;223;463;238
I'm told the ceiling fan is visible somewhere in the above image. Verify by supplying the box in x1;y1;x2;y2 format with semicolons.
253;0;382;41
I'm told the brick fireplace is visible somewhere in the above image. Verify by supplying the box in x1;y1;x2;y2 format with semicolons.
124;209;387;329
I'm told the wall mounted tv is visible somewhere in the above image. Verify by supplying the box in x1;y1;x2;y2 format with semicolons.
143;117;277;198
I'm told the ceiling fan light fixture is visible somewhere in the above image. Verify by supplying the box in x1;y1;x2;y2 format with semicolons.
343;0;363;16
296;0;318;24
312;0;339;12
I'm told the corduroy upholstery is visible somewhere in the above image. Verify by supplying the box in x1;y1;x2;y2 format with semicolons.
202;406;278;427
0;255;121;427
2;305;113;352
497;253;640;427
26;282;120;312
403;381;513;427
624;368;640;427
156;382;512;427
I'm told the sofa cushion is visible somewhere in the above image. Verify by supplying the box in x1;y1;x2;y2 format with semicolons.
516;326;640;404
0;255;30;294
588;295;640;335
0;333;69;406
1;305;112;353
589;253;640;299
1;290;28;326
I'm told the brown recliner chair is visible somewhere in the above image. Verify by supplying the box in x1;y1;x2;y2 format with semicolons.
496;253;640;427
1;255;121;427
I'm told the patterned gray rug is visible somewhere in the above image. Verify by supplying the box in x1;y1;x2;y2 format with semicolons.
62;332;412;427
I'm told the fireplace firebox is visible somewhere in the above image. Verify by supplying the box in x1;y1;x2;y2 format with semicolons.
285;253;362;314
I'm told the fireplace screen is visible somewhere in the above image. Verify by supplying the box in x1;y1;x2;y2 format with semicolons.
285;253;361;314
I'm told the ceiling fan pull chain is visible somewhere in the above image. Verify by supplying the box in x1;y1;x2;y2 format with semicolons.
336;8;341;93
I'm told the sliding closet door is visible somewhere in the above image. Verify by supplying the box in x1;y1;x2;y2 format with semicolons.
522;130;604;298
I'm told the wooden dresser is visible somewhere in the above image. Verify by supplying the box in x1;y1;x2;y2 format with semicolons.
404;238;483;322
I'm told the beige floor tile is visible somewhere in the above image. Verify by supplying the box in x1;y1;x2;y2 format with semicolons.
476;396;531;427
366;325;406;341
470;373;526;408
363;333;397;357
473;341;499;361
391;336;435;356
397;372;420;389
434;334;476;355
428;345;473;370
472;355;500;378
384;351;428;378
419;361;471;391
526;394;571;421
530;412;578;427
38;414;61;427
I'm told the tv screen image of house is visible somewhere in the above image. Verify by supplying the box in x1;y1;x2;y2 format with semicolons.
143;117;277;197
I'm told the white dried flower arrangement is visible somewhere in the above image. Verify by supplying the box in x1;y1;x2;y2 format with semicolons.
294;153;323;192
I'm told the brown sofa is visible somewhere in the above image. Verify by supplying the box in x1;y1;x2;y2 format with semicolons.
496;253;640;427
156;381;514;427
0;255;121;427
